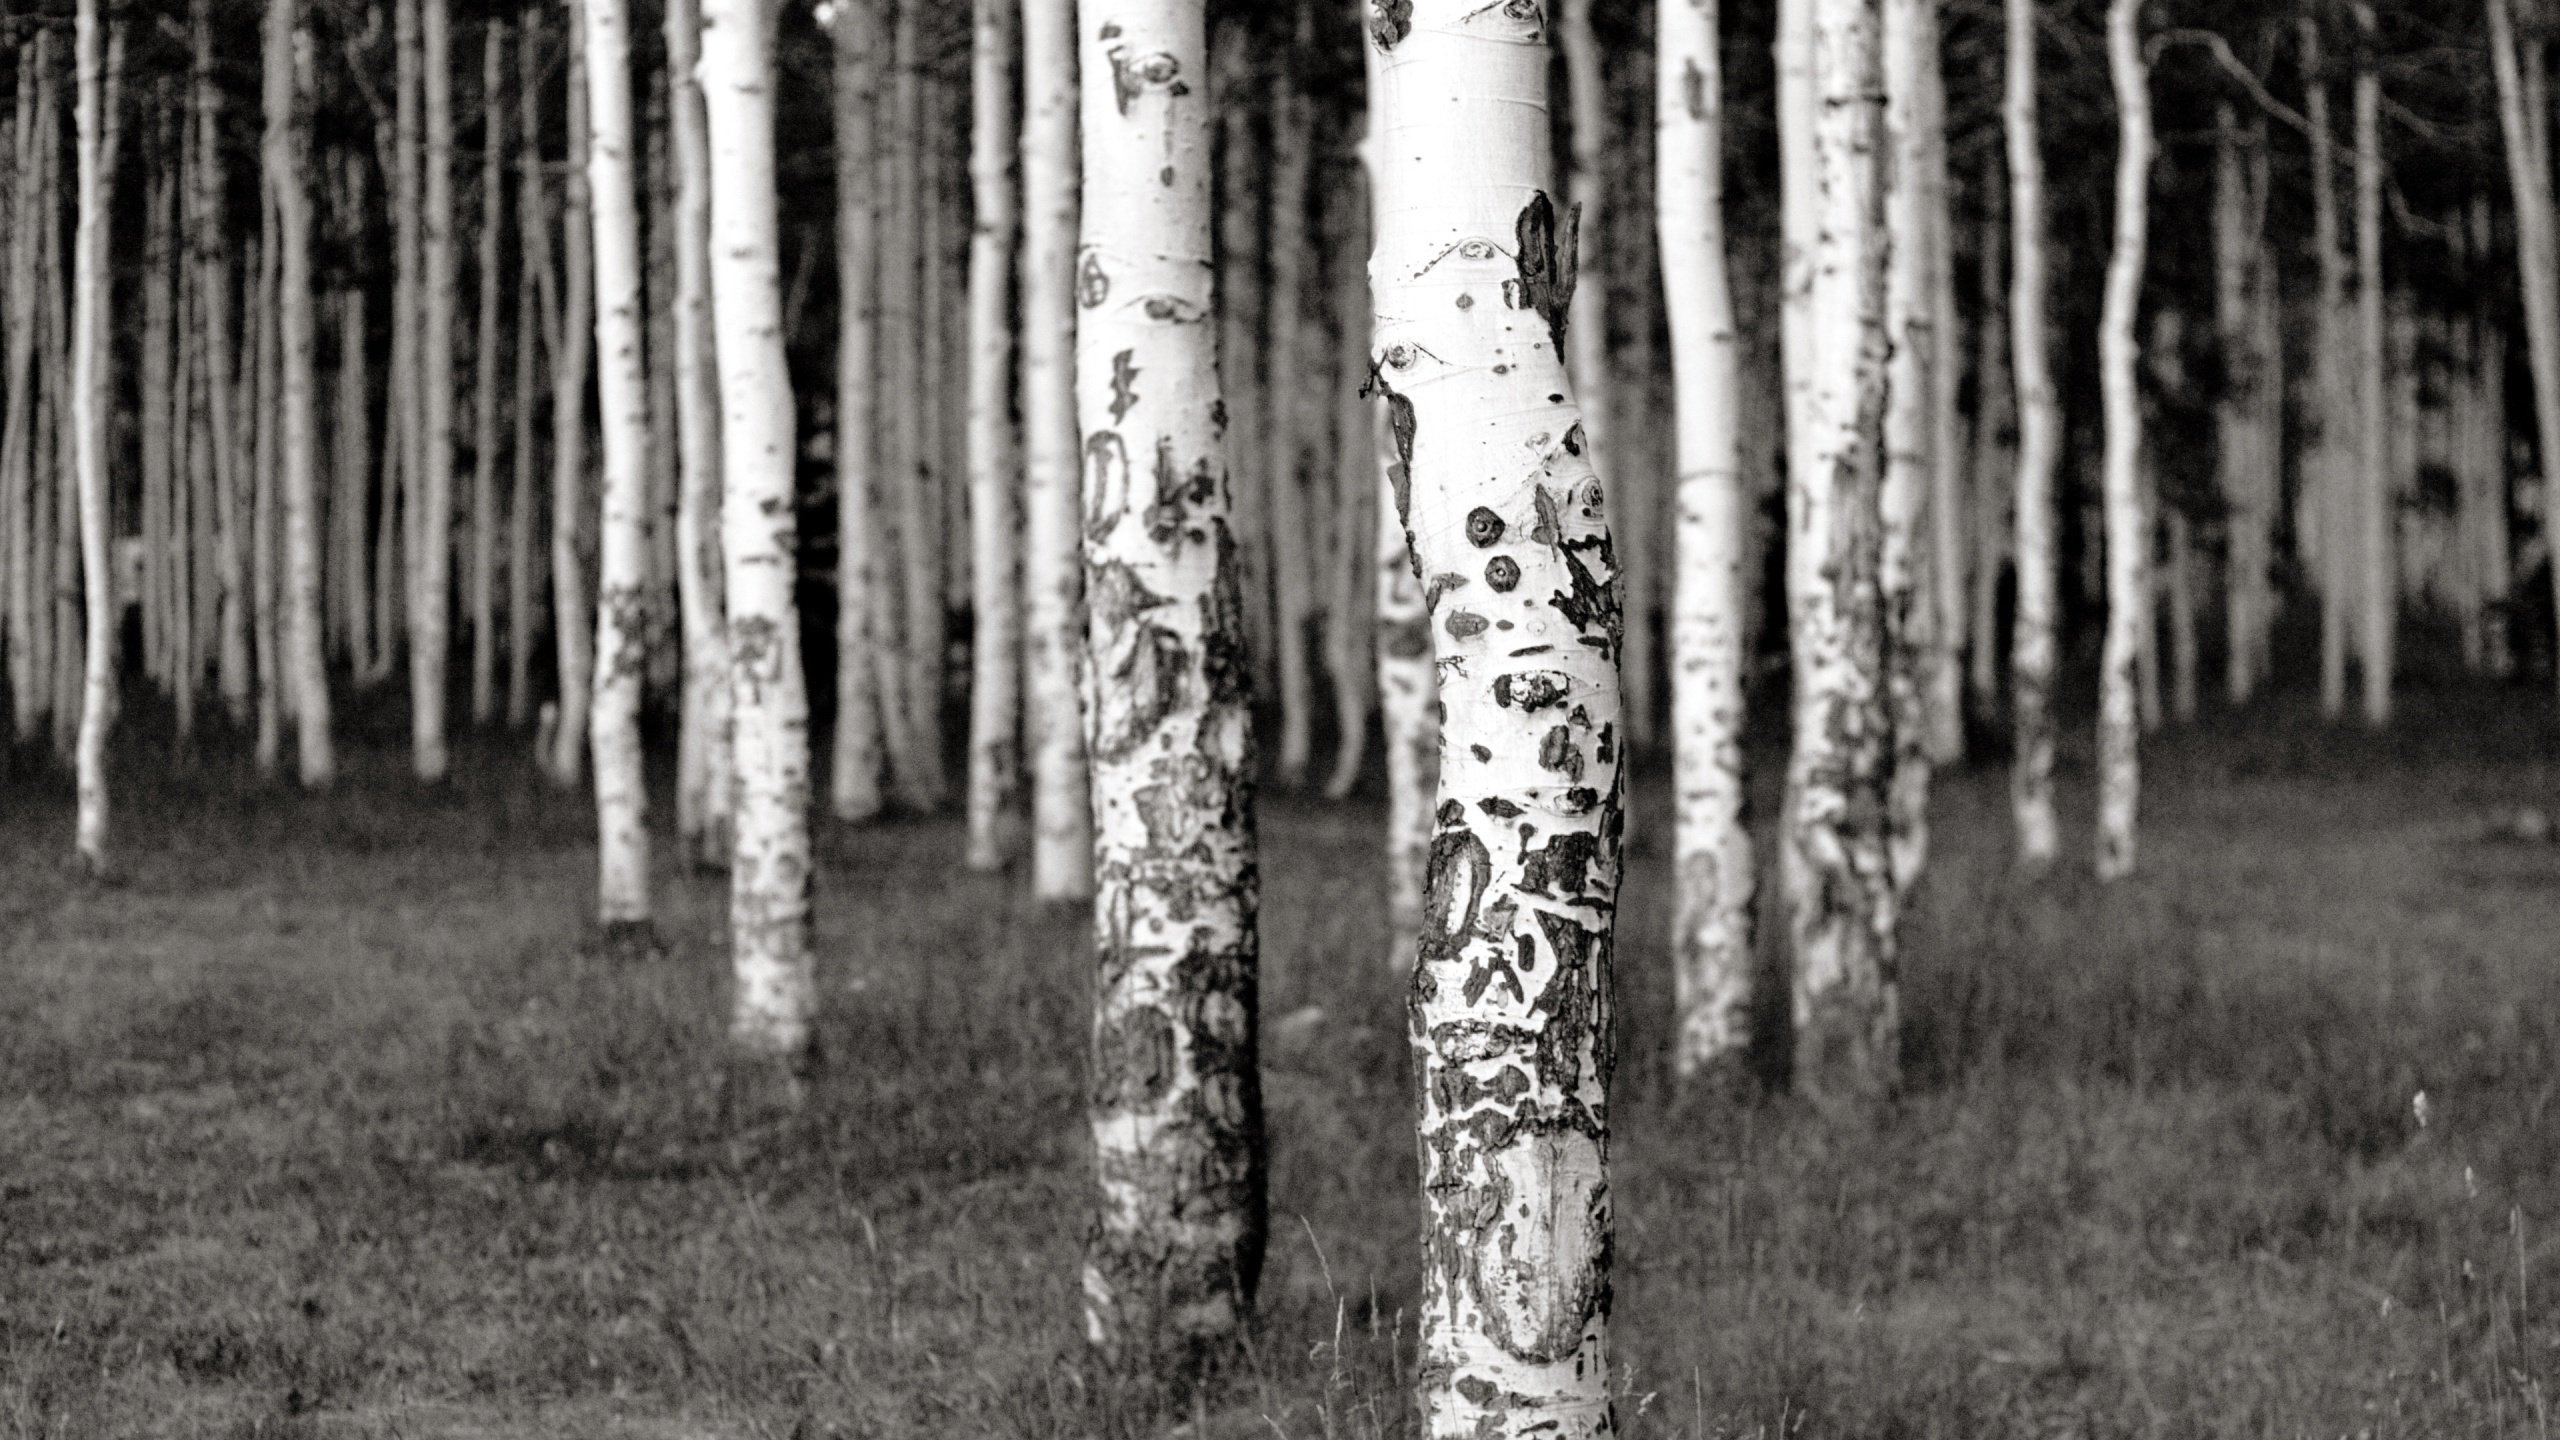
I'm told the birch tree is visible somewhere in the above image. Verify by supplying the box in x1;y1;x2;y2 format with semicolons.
671;0;733;866
408;0;457;781
269;0;330;787
585;0;654;929
195;0;251;725
71;0;117;870
2488;0;2560;706
2213;106;2275;706
1370;2;1625;1429
2353;1;2392;727
963;0;1025;870
830;0;886;823
703;0;817;1056
2304;18;2355;720
471;22;508;730
1662;0;1755;1082
1075;0;1264;1364
549;23;598;786
2095;0;2151;882
1881;0;1939;897
1021;0;1093;900
2006;0;2060;870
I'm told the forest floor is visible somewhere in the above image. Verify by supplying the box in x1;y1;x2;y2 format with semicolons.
3;683;2558;1439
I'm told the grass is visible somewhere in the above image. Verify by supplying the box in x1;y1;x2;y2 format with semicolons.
2;683;2556;1438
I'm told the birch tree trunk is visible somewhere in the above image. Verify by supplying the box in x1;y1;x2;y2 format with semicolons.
963;0;1024;869
1558;0;1624;761
1075;0;1264;1365
195;0;251;726
584;0;654;929
1323;145;1378;803
549;24;597;787
337;282;372;681
2213;108;2274;706
702;0;817;1056
1664;0;1755;1084
1881;0;1939;899
827;0;885;821
2092;0;2151;882
885;0;946;809
471;21;508;729
269;0;330;788
1371;3;1623;1429
1021;0;1093;899
252;222;281;775
671;0;733;865
2304;18;2354;720
1266;53;1318;787
2005;0;2060;870
2353;2;2392;728
1967;153;2012;717
71;2;116;869
509;27;548;728
406;0;457;779
144;149;174;697
3;43;43;746
1918;20;1964;766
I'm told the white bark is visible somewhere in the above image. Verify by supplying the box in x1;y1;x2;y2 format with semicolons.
269;0;330;788
1074;0;1264;1362
195;1;251;726
471;21;507;729
584;0;654;928
2305;18;2353;720
1021;0;1094;899
883;0;946;809
2353;2;2392;728
407;0;456;781
703;0;817;1056
549;25;596;786
71;3;116;869
1662;0;1754;1082
2094;0;2150;883
1560;0;1620;754
2005;0;2059;870
829;0;886;822
1881;0;1937;899
964;0;1025;870
1371;3;1624;1431
672;0;733;866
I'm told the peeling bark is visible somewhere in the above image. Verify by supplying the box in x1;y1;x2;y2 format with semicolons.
673;0;734;865
964;0;1026;870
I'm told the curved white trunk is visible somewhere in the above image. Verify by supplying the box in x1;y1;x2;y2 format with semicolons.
963;0;1024;870
1662;0;1754;1081
584;0;654;928
269;0;331;788
71;2;115;869
671;0;733;866
703;0;816;1056
2005;0;2059;870
1881;0;1937;899
1021;0;1093;899
1074;0;1264;1362
549;30;596;787
1371;4;1624;1431
2094;0;2150;883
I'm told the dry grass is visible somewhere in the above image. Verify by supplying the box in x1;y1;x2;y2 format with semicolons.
2;685;2556;1438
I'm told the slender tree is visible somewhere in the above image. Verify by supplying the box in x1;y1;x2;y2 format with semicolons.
2488;0;2560;706
669;0;733;864
1371;1;1625;1429
1663;0;1755;1082
1075;0;1264;1364
508;11;548;727
883;0;945;809
830;0;886;823
2006;0;2059;870
549;20;597;786
2095;0;2151;881
2213;105;2275;706
71;1;119;869
2352;1;2392;727
963;0;1024;869
268;0;330;787
1881;0;1939;897
471;21;508;729
193;0;251;726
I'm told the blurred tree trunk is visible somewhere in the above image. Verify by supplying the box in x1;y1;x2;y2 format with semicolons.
508;17;550;728
1020;0;1092;899
1969;150;2012;720
252;216;281;776
1919;20;1963;766
2458;195;2514;675
1214;25;1272;697
2353;2;2392;727
333;153;371;682
548;18;596;787
1664;0;1755;1084
471;21;508;730
1559;0;1626;760
584;0;655;929
71;3;120;868
1372;3;1624;1430
196;1;252;726
1882;0;1939;899
269;0;331;788
2006;0;2059;871
2095;0;2151;883
2214;106;2274;707
406;0;456;780
830;0;887;822
643;82;682;707
1267;34;1317;788
143;137;173;698
702;0;817;1057
3;40;43;745
963;0;1024;870
884;0;946;810
2304;18;2355;720
1322;141;1376;803
1075;0;1263;1365
671;0;733;865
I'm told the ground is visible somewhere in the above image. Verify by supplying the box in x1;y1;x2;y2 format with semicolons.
2;684;2556;1439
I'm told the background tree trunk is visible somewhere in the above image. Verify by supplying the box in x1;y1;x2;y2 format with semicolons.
2353;2;2392;728
672;0;733;866
470;21;507;731
410;0;456;781
829;0;886;823
962;0;1024;870
2006;0;2060;871
2213;107;2273;707
548;22;596;786
270;0;330;788
1881;0;1938;899
2095;0;2151;883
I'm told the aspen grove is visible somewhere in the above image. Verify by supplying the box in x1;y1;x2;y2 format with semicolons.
4;0;2560;1434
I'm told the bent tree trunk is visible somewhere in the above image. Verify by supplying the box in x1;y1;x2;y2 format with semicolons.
702;0;816;1055
1662;0;1755;1082
1075;0;1264;1365
1371;3;1625;1433
671;0;733;866
2489;0;2560;707
2005;0;2060;870
2095;0;2151;882
584;0;654;928
71;0;115;869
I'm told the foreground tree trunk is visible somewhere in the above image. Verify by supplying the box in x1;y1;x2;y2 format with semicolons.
269;0;330;788
1075;0;1264;1366
963;0;1024;870
2005;0;2059;870
2094;0;2151;882
1662;0;1754;1083
702;0;816;1056
1371;3;1624;1431
71;1;117;869
671;0;733;866
1880;0;1938;898
1020;0;1092;900
2488;0;2560;706
584;0;654;929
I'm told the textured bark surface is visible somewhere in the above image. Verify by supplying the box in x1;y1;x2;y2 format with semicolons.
71;1;116;869
269;0;330;789
584;0;655;927
963;0;1025;871
2094;0;2150;884
2488;0;2560;705
1779;0;1898;1107
672;0;733;867
1880;0;1937;900
1021;0;1094;900
410;0;456;782
703;0;816;1057
1370;4;1626;1433
1075;0;1265;1366
2004;0;2059;871
2212;108;2274;707
1661;0;1754;1082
